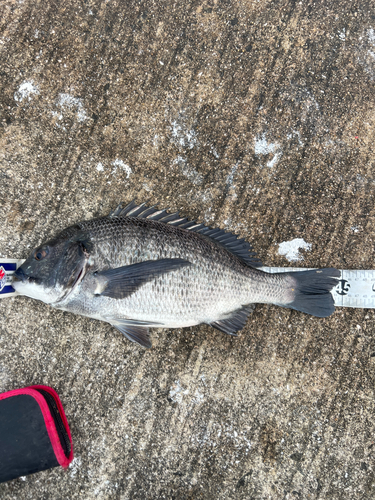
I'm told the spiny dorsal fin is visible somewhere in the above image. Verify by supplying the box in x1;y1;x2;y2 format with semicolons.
109;201;262;267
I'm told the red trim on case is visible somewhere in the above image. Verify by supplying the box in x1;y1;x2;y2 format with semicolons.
0;386;73;468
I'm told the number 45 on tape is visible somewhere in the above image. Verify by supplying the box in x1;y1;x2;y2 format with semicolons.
1;259;374;309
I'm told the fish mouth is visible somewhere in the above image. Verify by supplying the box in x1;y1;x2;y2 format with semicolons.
12;267;53;304
13;267;26;282
13;267;40;284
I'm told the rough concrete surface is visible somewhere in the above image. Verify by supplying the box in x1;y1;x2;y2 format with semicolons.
1;0;375;498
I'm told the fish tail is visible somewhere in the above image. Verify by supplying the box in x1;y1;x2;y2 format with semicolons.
282;268;340;318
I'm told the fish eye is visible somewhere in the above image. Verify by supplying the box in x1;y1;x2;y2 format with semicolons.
34;247;49;261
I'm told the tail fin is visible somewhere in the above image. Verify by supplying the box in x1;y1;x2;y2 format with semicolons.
285;268;340;318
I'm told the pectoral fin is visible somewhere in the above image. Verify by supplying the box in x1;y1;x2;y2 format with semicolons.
93;258;191;299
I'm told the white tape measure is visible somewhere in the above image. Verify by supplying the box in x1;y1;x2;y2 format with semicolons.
0;259;374;309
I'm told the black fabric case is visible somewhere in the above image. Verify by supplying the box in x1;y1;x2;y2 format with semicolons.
0;385;73;483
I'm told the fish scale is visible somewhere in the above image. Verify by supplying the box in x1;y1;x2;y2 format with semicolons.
10;201;340;348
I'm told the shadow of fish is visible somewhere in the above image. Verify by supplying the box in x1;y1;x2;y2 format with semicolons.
13;201;340;348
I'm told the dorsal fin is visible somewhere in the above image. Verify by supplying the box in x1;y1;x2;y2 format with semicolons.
109;201;262;267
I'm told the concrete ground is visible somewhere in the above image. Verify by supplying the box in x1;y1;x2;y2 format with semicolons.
1;0;375;498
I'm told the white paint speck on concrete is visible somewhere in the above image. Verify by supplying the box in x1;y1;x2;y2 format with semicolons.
366;28;375;71
111;159;132;178
171;119;197;149
338;28;346;41
57;93;88;122
173;156;203;185
96;162;104;172
51;111;63;121
14;80;39;102
254;133;282;168
169;381;189;404
226;162;238;187
266;151;282;168
254;134;278;156
226;162;239;199
193;389;204;404
368;27;375;44
287;130;304;147
357;28;375;78
278;238;312;262
69;456;82;478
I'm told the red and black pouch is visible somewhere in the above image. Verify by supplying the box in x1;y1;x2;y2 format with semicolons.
0;385;73;483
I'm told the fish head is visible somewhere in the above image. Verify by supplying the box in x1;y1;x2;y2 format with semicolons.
13;227;90;304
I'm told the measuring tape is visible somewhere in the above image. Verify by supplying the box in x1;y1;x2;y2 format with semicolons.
0;259;373;309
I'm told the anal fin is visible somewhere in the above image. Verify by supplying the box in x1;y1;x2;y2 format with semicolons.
210;304;255;336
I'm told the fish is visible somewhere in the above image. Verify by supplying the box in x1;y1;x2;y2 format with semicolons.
13;201;340;348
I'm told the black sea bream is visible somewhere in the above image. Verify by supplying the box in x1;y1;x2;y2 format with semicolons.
13;201;340;348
